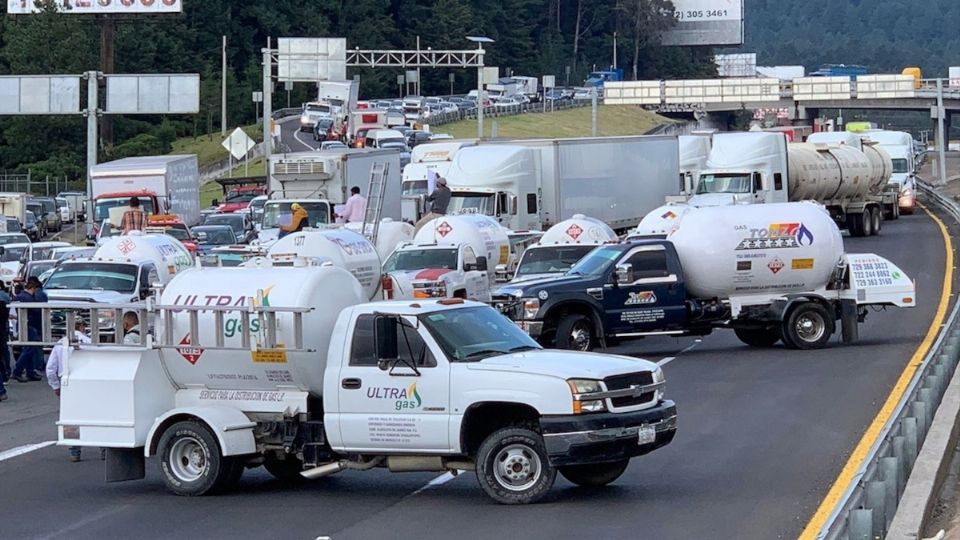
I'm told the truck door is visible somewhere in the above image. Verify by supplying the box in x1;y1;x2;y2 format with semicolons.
603;245;688;335
336;314;451;452
461;246;489;301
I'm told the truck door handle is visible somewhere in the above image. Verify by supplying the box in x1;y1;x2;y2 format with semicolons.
341;378;362;390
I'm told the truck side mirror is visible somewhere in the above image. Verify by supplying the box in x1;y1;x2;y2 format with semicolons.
474;256;488;272
495;192;508;217
509;195;518;215
752;172;763;193
375;316;398;364
615;263;634;285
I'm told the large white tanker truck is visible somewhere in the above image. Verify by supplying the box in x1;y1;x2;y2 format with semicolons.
687;132;896;237
25;263;679;505
495;202;916;351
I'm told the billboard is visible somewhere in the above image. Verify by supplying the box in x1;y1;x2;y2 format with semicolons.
660;0;744;47
7;0;182;14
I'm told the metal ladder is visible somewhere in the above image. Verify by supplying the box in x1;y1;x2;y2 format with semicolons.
360;162;389;245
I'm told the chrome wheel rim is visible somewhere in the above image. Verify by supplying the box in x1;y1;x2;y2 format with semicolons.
570;322;591;351
169;436;207;482
493;443;542;492
795;312;826;343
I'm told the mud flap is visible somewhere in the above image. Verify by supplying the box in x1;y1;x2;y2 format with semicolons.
105;447;145;483
841;299;859;344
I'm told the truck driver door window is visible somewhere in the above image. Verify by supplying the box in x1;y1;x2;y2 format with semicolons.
339;314;449;452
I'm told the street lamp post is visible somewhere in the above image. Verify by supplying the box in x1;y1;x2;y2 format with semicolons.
467;36;494;139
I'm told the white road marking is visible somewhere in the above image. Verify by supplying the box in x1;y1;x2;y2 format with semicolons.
0;440;56;462
412;471;459;495
658;338;702;367
293;129;319;151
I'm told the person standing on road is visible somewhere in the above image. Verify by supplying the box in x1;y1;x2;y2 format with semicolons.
118;197;147;234
427;176;451;215
12;277;46;383
47;318;91;461
337;186;367;223
0;281;11;387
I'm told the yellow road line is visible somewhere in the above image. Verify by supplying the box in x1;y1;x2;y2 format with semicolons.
798;202;955;539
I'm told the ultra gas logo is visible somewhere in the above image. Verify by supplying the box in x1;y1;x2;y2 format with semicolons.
368;382;423;411
172;285;274;341
736;222;815;251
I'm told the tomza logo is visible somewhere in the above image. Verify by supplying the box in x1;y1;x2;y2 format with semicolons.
625;291;657;305
368;383;423;411
735;222;815;251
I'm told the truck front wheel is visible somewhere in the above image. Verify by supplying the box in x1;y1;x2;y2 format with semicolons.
782;302;833;350
158;420;238;496
476;427;556;504
733;327;781;348
555;314;594;351
559;460;630;487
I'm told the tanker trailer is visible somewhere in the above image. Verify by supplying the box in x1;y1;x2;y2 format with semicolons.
807;131;899;221
494;202;916;351
688;132;888;237
265;228;382;300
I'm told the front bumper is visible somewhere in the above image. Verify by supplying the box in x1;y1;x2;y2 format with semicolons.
540;400;677;466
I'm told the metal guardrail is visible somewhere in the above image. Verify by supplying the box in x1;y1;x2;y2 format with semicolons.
815;181;960;539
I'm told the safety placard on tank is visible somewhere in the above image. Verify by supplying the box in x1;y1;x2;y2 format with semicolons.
252;346;288;364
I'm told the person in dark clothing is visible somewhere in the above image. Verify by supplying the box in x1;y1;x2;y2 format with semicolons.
12;276;47;382
427;176;451;215
0;281;11;386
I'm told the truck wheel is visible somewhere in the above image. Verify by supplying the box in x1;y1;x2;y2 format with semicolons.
559;460;629;487
782;302;833;350
870;207;881;235
158;420;235;496
476;427;556;505
263;456;305;483
733;327;781;348
555;314;594;351
893;203;900;220
861;212;873;236
846;214;863;237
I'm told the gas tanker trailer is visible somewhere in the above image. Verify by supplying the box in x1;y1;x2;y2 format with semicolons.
495;202;916;351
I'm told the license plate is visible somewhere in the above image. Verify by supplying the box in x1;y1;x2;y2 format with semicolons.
637;425;656;445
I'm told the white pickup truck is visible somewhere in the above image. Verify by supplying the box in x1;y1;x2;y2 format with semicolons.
32;262;676;505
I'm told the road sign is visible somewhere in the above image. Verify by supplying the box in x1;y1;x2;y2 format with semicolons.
105;74;199;114
222;128;255;161
252;91;263;103
277;38;346;82
405;70;419;84
543;75;556;88
0;75;81;114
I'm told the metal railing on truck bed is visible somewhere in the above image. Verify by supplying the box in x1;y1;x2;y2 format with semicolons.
9;300;313;353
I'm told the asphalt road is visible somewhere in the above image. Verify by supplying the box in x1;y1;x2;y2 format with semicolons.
279;118;325;154
0;204;952;540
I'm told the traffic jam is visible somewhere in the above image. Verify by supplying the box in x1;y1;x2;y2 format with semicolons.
1;81;925;506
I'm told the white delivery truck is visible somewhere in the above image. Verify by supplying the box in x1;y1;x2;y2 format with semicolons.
495;202;917;351
445;136;680;234
58;191;86;221
510;76;539;101
0;192;30;226
268;148;402;213
807;131;900;219
863;130;917;214
35;265;677;504
87;155;201;240
316;80;359;118
44;232;193;339
509;215;618;284
382;215;510;302
688;132;890;237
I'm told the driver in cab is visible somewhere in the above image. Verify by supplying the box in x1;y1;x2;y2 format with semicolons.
278;203;309;239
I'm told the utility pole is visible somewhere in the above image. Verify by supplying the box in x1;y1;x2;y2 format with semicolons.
591;88;598;136
221;35;227;136
416;36;422;96
613;32;617;70
85;71;99;231
262;40;273;163
937;78;947;185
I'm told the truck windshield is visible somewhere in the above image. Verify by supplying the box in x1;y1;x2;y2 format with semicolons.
696;174;752;194
225;191;260;204
401;180;428;196
516;245;595;277
891;158;909;174
420;306;541;362
447;193;494;216
383;248;459;273
95;197;155;222
261;202;330;229
45;263;138;293
567;245;621;276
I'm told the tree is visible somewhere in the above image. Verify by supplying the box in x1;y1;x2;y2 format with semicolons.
623;0;676;80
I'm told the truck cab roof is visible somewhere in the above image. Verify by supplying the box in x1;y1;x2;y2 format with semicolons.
353;298;478;316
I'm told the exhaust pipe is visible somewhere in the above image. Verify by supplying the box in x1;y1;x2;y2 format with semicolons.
300;461;344;480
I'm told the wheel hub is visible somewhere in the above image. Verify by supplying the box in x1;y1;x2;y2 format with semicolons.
796;314;825;342
494;444;541;491
169;436;208;482
570;323;591;351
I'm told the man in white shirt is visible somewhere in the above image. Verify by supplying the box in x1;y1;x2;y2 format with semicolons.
337;186;367;223
122;312;141;345
47;319;92;462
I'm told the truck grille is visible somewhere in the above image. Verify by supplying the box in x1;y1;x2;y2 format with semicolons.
491;295;521;319
604;372;656;409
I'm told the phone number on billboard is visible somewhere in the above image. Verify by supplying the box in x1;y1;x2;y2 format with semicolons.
673;10;730;20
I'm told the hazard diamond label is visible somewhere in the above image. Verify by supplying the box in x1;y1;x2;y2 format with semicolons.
566;223;584;241
177;334;204;365
436;221;453;238
117;238;136;255
767;256;785;274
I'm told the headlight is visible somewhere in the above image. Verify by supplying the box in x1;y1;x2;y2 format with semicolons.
651;367;666;402
567;378;606;414
1;269;13;276
300;116;310;124
413;280;447;298
901;188;913;197
522;298;540;319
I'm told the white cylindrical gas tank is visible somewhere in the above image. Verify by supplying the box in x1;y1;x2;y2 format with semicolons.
667;202;844;299
158;266;366;397
415;214;511;268
344;218;415;260
267;229;382;300
538;214;617;246
94;232;193;283
787;143;872;202
633;204;696;238
861;143;893;194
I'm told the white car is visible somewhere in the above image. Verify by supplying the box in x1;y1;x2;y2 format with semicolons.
57;197;75;224
573;87;598;100
438;101;459;114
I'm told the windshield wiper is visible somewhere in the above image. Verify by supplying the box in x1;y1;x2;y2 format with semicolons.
461;349;507;361
507;345;539;352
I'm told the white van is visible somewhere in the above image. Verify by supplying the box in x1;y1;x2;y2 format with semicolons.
365;129;407;149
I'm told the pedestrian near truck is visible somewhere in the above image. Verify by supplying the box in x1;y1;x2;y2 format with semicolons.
117;197;147;234
12;276;46;383
46;319;91;461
